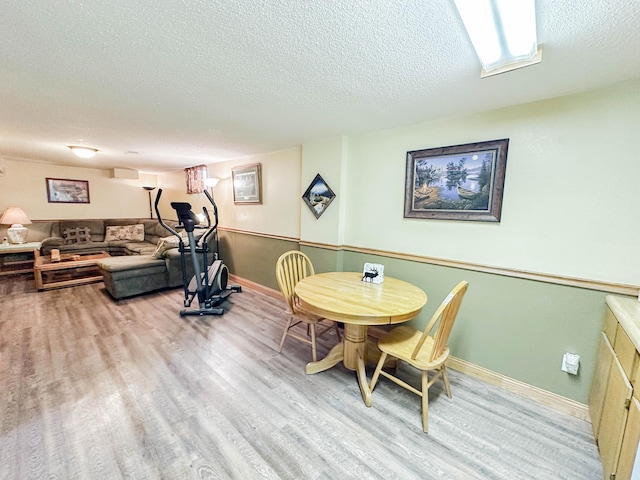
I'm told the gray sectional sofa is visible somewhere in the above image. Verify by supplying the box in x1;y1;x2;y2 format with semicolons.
34;218;214;299
39;218;171;256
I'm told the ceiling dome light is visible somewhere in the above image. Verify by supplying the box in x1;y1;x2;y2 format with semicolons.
68;146;98;158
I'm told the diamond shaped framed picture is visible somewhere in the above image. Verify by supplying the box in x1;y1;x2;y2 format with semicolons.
302;174;336;219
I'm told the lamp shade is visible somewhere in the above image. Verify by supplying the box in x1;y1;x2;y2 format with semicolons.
0;206;31;225
0;206;32;244
204;177;220;188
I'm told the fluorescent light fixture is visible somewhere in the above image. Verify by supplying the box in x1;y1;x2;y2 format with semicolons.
453;0;542;77
68;146;98;158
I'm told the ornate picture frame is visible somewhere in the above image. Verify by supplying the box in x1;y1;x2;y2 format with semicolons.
232;163;262;204
46;178;90;204
404;139;509;222
302;173;336;219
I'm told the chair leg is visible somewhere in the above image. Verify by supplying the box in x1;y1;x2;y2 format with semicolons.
310;323;317;362
369;352;387;391
441;365;452;398
394;358;401;375
421;370;429;433
333;322;341;341
278;317;294;353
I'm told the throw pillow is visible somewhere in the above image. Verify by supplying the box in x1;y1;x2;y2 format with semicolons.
104;224;145;242
153;236;181;258
62;227;92;244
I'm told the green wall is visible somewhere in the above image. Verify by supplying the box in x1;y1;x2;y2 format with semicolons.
219;230;299;290
226;233;617;404
342;251;611;404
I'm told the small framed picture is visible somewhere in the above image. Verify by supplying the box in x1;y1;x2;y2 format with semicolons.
302;173;336;219
46;178;90;204
232;163;262;204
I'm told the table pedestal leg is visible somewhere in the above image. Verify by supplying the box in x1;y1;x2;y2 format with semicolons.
357;353;373;407
305;342;344;374
305;323;374;406
344;324;373;406
342;324;366;370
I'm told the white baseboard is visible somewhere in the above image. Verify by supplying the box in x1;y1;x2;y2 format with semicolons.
446;356;590;421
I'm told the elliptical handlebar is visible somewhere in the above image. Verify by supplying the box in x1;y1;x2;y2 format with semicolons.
154;188;220;249
200;189;218;247
154;188;183;240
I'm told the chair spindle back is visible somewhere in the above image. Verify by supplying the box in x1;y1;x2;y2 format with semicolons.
275;251;315;312
411;281;469;362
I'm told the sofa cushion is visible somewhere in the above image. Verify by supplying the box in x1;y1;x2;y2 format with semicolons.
58;220;106;241
55;242;110;254
104;224;145;241
125;241;157;255
153;236;181;258
62;226;92;244
97;255;166;275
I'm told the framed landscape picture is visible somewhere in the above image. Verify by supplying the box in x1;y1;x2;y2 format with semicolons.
404;139;509;222
302;173;336;219
46;178;90;204
232;163;262;204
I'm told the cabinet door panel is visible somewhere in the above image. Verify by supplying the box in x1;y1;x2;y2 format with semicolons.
603;306;618;344
634;352;640;401
616;323;637;380
617;397;640;480
599;356;633;479
590;332;615;437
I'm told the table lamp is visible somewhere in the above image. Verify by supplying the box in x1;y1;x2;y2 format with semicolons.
0;206;32;244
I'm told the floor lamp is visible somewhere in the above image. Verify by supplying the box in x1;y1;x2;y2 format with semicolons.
143;186;156;219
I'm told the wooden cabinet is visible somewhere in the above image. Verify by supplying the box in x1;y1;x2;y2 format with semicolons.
618;398;640;480
590;296;640;480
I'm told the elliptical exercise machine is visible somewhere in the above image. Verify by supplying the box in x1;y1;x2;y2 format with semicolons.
154;188;240;316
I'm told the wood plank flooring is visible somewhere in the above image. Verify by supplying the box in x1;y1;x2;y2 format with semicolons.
0;276;602;479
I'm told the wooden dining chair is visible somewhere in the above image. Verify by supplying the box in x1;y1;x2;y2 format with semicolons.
369;281;469;432
275;250;341;361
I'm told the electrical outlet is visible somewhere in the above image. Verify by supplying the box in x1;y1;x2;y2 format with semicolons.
561;352;580;375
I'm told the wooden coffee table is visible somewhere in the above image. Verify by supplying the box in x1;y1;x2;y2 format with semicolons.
34;251;110;291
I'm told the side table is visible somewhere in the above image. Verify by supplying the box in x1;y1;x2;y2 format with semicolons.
0;242;42;276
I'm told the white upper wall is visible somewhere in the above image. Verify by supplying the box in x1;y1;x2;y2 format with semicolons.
206;147;302;239
339;80;640;285
0;161;157;220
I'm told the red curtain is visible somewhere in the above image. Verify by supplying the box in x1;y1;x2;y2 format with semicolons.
185;164;206;194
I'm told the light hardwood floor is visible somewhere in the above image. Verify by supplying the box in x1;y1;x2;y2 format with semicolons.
0;276;602;479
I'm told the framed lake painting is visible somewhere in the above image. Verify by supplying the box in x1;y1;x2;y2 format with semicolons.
404;139;508;222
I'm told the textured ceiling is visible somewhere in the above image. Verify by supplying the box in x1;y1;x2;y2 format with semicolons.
1;1;639;173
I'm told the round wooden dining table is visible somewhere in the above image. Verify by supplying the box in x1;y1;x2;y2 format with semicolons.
294;271;427;406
